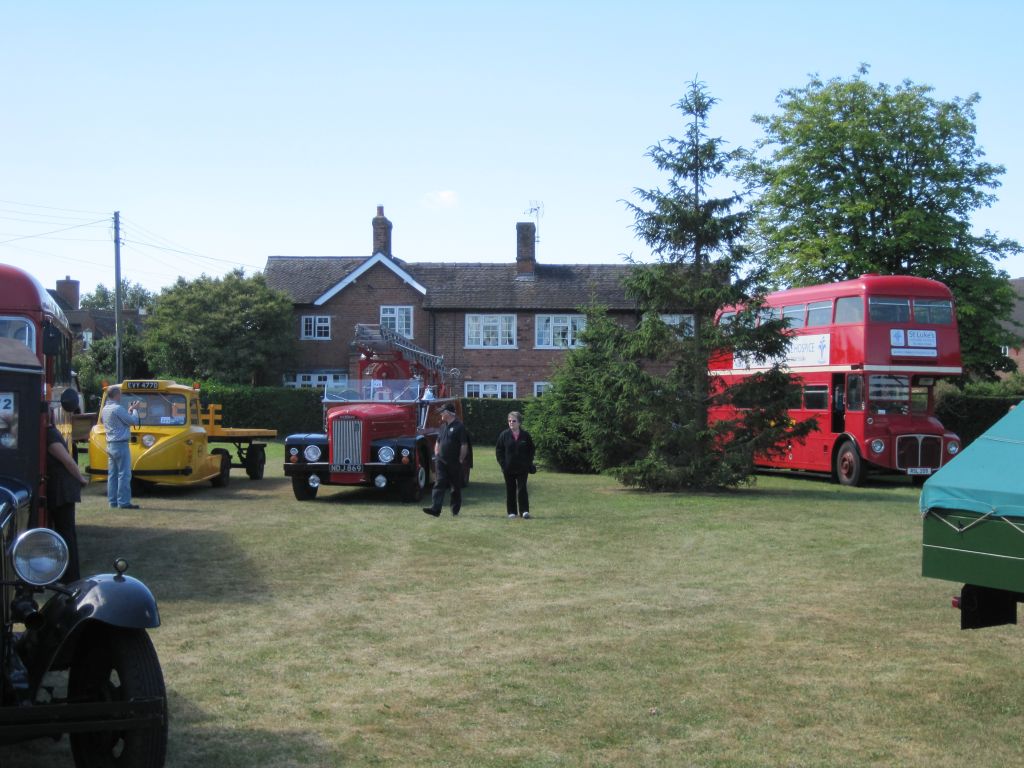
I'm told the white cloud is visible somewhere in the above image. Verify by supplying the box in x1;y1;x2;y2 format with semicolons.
422;190;459;209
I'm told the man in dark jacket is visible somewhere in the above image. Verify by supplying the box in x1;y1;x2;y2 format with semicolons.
495;410;536;519
423;402;468;517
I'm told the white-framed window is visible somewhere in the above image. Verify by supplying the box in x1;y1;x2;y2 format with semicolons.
535;314;586;348
465;314;516;348
381;306;413;339
81;329;94;349
283;371;348;390
301;315;331;340
659;313;695;337
465;381;516;399
534;382;552;397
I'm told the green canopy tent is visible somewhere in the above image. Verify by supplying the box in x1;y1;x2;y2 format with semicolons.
921;403;1024;628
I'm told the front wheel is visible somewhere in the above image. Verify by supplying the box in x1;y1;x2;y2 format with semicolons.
834;440;864;486
69;627;168;768
292;474;318;501
401;451;428;502
211;448;231;487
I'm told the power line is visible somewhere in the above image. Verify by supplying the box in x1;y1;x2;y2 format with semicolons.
0;198;109;216
0;218;109;246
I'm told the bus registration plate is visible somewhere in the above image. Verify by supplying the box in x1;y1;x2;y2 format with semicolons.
907;467;932;476
330;464;362;473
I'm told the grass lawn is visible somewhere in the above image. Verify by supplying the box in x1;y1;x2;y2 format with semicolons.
5;444;1023;767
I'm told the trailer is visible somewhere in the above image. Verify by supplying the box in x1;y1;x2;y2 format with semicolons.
88;380;277;489
921;404;1024;629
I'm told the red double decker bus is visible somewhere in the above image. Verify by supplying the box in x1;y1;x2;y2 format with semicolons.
0;262;76;522
709;274;962;485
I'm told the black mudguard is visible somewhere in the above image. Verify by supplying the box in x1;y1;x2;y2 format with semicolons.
18;573;160;694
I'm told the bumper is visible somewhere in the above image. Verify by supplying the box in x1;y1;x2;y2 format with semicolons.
0;697;165;742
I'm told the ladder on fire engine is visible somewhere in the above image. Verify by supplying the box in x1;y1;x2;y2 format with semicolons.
353;324;446;379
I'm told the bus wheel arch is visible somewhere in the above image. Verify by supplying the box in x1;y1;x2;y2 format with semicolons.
834;439;864;486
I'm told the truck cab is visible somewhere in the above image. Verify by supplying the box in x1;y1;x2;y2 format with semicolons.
88;380;275;491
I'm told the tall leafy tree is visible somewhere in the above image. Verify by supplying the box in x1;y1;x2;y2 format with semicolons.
537;81;811;490
81;280;155;311
143;270;295;385
745;66;1021;379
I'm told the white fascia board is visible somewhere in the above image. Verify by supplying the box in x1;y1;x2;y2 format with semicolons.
313;252;427;306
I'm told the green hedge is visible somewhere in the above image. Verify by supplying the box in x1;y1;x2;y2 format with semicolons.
198;383;323;436
109;380;1023;456
935;394;1021;447
195;385;531;448
460;398;529;454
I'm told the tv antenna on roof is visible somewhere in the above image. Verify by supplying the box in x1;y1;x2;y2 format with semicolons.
524;200;544;242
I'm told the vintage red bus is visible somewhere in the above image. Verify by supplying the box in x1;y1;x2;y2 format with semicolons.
0;262;76;522
709;274;962;485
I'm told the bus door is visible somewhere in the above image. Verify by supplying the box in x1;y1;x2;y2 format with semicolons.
830;373;846;434
842;373;866;445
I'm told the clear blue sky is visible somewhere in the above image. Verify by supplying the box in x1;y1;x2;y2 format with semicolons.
3;1;1022;296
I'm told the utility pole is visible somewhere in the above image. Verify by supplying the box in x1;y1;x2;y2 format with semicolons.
113;211;123;383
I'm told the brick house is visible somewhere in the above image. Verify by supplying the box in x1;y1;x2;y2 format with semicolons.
49;276;145;350
1004;277;1024;374
264;206;640;398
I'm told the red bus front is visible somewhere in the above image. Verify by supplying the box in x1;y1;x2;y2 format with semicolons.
711;274;962;485
0;263;77;521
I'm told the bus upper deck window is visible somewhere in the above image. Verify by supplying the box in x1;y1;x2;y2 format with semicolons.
834;297;863;324
782;304;806;328
868;296;910;323
913;298;954;325
718;311;735;326
806;300;832;327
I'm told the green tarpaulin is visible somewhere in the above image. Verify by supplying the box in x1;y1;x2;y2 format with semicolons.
920;403;1024;519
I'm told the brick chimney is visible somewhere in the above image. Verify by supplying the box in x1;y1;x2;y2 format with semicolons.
372;205;393;257
56;275;80;310
516;222;536;278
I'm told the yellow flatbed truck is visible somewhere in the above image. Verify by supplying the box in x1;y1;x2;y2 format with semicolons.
88;379;276;489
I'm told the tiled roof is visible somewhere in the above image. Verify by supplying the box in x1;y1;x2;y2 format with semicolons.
264;256;636;312
264;256;366;305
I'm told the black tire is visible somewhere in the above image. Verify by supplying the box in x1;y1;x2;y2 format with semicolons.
834;440;864;486
245;444;266;480
211;448;231;487
292;474;318;501
401;450;428;502
69;627;168;768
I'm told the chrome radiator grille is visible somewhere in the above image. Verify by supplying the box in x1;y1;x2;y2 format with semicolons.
331;418;363;467
895;434;942;470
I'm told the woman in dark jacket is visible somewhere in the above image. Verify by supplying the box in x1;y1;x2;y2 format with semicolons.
495;410;536;519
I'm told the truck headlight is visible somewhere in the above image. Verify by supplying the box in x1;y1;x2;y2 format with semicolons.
141;434;157;448
947;441;960;455
303;445;322;462
378;446;395;463
12;528;69;586
869;439;885;454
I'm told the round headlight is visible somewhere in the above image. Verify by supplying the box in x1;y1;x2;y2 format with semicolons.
947;441;960;455
141;434;157;448
12;528;69;586
289;447;298;456
374;474;388;488
303;444;322;462
309;474;321;488
869;439;885;454
378;446;396;463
